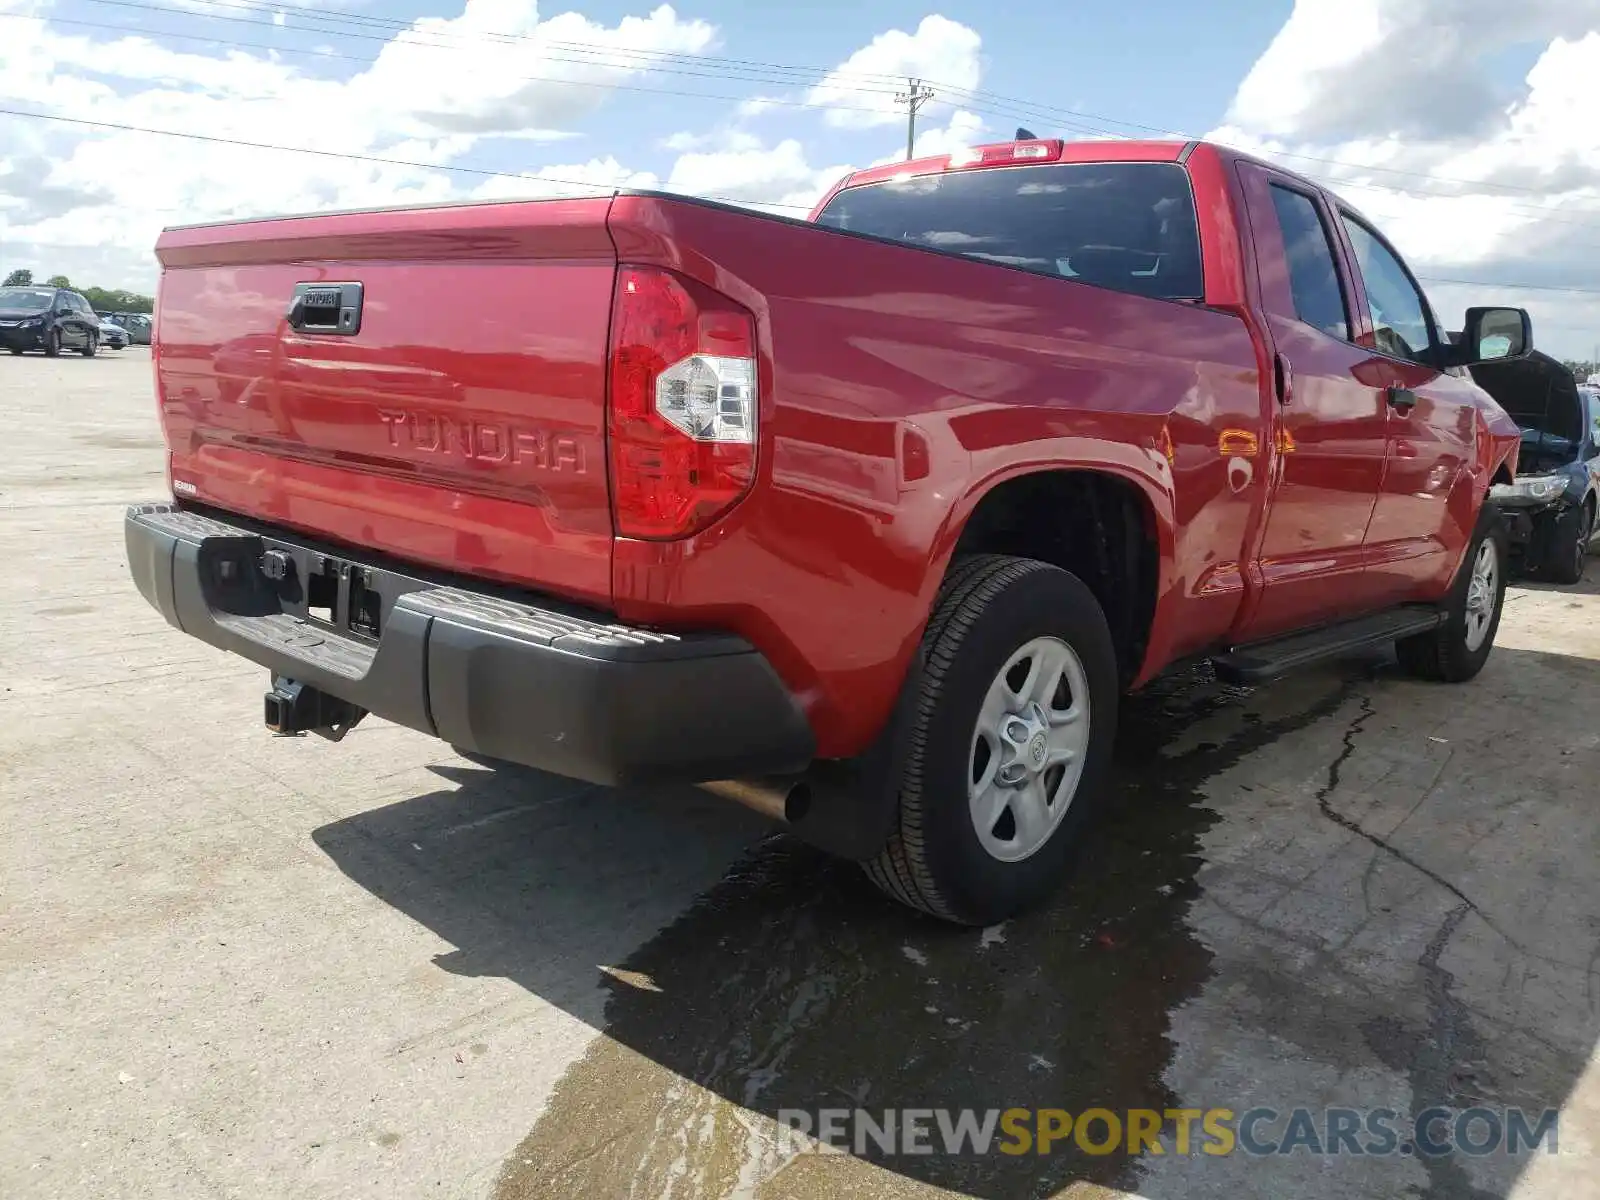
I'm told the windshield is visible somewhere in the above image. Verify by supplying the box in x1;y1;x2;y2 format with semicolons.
0;288;55;312
814;161;1204;301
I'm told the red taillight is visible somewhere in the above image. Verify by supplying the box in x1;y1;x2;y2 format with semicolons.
607;265;759;540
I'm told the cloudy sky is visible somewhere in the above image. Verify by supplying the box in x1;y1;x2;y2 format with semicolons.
2;0;1599;357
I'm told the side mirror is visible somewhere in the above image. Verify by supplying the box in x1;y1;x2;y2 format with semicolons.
1456;306;1532;365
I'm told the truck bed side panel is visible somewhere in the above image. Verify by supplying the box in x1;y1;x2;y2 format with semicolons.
608;195;1266;757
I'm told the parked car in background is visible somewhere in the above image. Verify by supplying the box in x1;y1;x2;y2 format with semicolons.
1473;349;1600;582
126;136;1529;925
0;286;103;356
98;318;130;350
113;312;152;345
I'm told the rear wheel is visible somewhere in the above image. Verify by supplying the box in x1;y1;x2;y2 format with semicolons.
863;554;1119;926
1396;503;1508;683
80;333;98;358
1545;499;1592;585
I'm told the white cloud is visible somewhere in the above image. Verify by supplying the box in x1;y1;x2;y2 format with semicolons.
363;1;716;137
806;15;982;130
870;109;987;167
468;155;659;203
659;128;762;154
0;0;719;290
1211;0;1600;358
1226;0;1595;144
3;4;967;289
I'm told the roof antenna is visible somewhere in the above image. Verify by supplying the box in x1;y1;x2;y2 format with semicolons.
1015;127;1037;141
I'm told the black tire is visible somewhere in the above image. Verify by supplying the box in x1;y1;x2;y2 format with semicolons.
43;329;61;358
80;333;98;358
1396;504;1509;683
1545;499;1592;585
862;554;1120;926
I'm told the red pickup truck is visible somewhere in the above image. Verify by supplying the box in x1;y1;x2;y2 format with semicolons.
126;137;1526;925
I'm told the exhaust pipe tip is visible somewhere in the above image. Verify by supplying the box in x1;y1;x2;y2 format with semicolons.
698;777;802;823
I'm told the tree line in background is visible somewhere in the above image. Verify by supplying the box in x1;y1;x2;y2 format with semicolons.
2;268;154;314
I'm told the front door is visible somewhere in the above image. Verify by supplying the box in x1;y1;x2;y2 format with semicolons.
1234;163;1393;641
1333;212;1477;606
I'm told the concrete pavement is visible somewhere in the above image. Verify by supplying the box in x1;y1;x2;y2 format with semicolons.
2;349;1595;1199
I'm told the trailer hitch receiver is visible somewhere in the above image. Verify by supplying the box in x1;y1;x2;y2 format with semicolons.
263;676;367;742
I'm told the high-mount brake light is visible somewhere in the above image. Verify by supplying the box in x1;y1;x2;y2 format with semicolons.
948;140;1066;169
607;266;760;540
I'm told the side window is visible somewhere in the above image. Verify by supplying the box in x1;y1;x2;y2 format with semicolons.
73;295;91;314
1267;185;1349;340
1340;215;1434;363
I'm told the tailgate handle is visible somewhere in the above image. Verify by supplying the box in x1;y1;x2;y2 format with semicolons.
286;282;364;336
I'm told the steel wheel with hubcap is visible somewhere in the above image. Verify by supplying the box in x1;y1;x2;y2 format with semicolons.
864;554;1119;926
970;636;1090;863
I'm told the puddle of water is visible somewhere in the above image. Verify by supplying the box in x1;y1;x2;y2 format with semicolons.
495;665;1360;1200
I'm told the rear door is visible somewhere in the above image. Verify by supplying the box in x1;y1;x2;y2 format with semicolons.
69;294;96;345
1234;162;1393;640
1332;209;1479;605
51;291;79;347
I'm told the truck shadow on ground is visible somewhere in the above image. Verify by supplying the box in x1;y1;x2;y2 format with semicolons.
312;651;1598;1200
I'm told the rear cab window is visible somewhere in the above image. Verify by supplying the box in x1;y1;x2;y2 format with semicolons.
814;161;1204;302
1265;185;1350;341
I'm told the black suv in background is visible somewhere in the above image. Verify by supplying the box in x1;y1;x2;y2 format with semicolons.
1474;349;1600;582
0;286;104;357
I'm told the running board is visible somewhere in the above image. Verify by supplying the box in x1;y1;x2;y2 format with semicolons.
1210;605;1445;684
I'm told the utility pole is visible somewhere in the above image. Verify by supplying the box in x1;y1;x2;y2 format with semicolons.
895;77;936;161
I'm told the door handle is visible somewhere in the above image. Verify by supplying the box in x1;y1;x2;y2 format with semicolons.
1386;385;1417;413
1274;353;1293;406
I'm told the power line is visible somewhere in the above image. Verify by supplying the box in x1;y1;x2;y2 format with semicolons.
1;12;904;118
49;2;1600;222
82;0;914;90
76;0;905;97
7;104;1598;302
1415;276;1600;297
4;11;927;122
12;9;1600;293
0;106;820;212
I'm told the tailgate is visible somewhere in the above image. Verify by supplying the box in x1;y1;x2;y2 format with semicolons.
153;197;618;605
